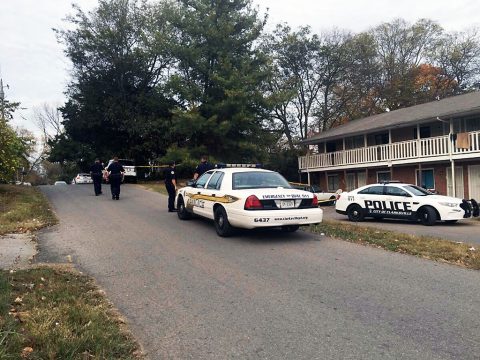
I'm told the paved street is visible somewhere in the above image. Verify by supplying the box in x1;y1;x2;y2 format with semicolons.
322;205;480;245
38;184;480;359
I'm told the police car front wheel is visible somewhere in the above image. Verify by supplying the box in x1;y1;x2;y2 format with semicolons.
177;197;192;220
418;206;437;226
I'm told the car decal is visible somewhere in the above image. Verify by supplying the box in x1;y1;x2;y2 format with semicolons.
185;193;240;204
261;194;311;199
364;200;413;216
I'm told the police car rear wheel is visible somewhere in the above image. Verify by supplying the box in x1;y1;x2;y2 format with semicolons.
177;197;191;220
418;206;437;226
347;204;364;222
214;207;234;237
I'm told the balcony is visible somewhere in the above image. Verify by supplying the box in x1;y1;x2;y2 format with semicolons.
299;130;480;171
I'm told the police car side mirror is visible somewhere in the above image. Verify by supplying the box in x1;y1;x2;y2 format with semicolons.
187;179;196;187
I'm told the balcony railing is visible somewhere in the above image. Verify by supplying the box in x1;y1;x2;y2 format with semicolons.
299;131;480;170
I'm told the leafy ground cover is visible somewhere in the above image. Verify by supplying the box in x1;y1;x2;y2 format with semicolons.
310;221;479;270
0;185;57;235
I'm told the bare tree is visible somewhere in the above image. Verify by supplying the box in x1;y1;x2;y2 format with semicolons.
34;103;63;143
430;28;480;93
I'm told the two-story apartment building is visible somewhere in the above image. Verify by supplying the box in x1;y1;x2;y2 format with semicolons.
298;91;480;199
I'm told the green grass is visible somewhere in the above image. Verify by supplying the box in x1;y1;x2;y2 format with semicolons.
0;185;57;235
137;180;188;197
310;220;480;270
0;266;142;359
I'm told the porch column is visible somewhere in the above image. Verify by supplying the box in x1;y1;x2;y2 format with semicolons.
448;119;455;197
416;124;421;157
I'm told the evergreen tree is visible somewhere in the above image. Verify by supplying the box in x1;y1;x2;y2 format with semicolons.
168;0;272;162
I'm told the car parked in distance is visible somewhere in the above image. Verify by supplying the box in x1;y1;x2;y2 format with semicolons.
175;165;323;236
289;182;339;205
105;159;137;183
335;181;479;225
72;173;93;184
54;181;68;185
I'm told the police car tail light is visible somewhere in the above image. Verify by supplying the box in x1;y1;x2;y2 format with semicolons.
336;193;341;200
244;195;263;210
312;195;318;207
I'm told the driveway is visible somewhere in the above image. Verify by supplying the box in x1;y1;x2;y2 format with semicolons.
322;205;480;245
37;184;480;359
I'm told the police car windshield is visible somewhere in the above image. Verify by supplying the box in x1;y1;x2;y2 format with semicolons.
232;171;291;190
402;185;432;196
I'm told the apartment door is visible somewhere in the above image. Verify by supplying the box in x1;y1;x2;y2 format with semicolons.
357;172;367;187
446;166;464;198
468;165;480;199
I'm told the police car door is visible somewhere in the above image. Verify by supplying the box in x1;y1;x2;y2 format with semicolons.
189;171;213;217
357;185;385;217
384;186;414;219
202;171;225;220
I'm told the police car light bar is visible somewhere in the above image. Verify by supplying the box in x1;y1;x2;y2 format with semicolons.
379;180;402;184
215;163;263;169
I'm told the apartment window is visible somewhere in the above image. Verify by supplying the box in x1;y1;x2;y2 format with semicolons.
374;133;389;145
345;135;364;149
413;126;431;139
326;142;336;153
327;174;340;191
377;171;391;182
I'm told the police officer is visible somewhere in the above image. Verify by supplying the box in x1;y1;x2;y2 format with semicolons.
193;155;213;180
89;158;104;196
106;157;125;200
164;161;177;212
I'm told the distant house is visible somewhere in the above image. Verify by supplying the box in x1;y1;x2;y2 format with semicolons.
298;91;480;199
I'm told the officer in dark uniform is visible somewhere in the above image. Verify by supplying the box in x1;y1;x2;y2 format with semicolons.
106;157;125;200
164;161;177;212
193;155;213;180
89;158;104;196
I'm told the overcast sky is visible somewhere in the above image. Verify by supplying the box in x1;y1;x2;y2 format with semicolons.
1;0;480;132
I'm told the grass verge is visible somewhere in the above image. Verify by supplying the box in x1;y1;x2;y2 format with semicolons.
309;220;480;270
137;180;188;197
137;182;168;196
0;185;57;235
0;266;142;359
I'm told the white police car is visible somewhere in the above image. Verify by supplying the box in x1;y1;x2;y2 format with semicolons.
335;181;479;225
175;165;323;236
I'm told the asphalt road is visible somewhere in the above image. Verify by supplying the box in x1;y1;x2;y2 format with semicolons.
322;206;480;245
38;184;480;360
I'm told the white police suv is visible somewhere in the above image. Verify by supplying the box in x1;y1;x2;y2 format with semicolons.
175;164;323;236
335;181;479;225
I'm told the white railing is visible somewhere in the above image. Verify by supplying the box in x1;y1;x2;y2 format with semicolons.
299;131;480;170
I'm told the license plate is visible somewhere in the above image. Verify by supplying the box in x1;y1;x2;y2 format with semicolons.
280;200;295;208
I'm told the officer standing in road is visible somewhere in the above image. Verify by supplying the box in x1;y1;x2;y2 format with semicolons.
164;161;177;212
193;155;213;180
106;156;125;200
89;158;104;196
